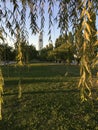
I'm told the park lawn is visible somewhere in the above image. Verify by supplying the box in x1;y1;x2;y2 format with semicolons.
0;63;98;130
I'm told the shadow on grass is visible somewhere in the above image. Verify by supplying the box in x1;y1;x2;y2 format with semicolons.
3;89;79;96
3;88;97;97
4;77;78;86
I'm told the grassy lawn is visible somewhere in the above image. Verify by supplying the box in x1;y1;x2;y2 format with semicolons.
0;63;98;130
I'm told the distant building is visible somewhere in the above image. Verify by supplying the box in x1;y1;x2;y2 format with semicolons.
37;31;43;51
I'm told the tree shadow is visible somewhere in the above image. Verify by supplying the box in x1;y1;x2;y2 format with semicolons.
4;77;77;87
3;89;79;97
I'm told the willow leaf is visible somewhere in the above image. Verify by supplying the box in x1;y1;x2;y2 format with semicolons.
85;10;92;22
85;82;91;97
85;31;90;41
80;8;85;19
0;30;4;41
85;22;91;34
94;40;98;46
84;62;90;74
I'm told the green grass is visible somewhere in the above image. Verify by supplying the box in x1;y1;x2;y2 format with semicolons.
0;63;98;130
1;63;80;78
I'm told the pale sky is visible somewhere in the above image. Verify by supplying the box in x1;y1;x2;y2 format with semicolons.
1;1;98;49
26;1;60;49
5;0;60;49
24;1;98;49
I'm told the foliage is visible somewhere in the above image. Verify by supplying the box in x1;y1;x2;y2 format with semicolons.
77;0;97;101
18;79;22;99
16;42;23;66
38;43;53;61
55;34;68;48
0;44;15;62
0;43;38;63
49;32;74;63
0;29;4;42
0;68;4;120
20;41;38;63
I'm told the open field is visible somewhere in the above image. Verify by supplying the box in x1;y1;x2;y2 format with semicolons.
0;63;98;130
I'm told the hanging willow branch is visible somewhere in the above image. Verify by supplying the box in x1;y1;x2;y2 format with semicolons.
16;41;23;66
92;31;98;84
29;0;38;34
18;79;22;99
0;68;4;120
0;28;4;120
57;0;69;34
48;0;54;41
39;0;45;31
78;0;94;102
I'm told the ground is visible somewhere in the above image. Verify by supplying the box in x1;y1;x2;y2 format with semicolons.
0;63;98;130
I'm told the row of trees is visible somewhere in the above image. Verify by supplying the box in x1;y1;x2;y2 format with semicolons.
0;32;79;64
0;25;97;64
0;43;38;63
40;32;75;63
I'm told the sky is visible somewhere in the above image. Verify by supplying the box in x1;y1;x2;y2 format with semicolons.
4;0;60;49
26;1;60;49
28;16;98;50
1;1;98;49
25;1;98;50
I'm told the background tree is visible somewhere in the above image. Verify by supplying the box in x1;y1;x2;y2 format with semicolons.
38;43;53;61
1;44;15;62
55;34;68;48
26;45;38;62
39;48;48;61
50;32;74;63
